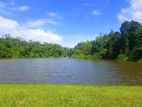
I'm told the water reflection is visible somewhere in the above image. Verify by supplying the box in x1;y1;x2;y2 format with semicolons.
0;58;141;85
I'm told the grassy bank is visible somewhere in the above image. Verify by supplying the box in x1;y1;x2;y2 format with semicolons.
0;84;141;107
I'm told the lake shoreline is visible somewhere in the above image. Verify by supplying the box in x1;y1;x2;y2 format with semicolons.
0;57;142;64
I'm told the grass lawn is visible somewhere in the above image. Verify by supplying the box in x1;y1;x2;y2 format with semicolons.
0;84;141;107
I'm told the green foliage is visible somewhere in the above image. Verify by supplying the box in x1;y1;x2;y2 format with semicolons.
0;35;70;58
71;41;93;59
90;53;102;60
116;54;128;61
72;21;142;62
129;47;142;61
137;59;142;63
120;21;142;57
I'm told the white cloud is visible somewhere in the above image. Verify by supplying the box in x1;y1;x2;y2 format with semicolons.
0;1;30;14
92;10;102;16
0;16;62;43
25;19;57;28
11;5;30;11
12;29;62;43
48;12;58;17
61;34;96;48
47;12;63;19
0;16;18;32
118;0;142;23
17;5;30;11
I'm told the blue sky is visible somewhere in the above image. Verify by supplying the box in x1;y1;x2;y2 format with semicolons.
0;0;142;47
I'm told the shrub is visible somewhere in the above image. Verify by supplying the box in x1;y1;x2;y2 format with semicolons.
116;54;128;61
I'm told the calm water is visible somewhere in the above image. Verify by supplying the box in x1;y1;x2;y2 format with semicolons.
0;58;142;85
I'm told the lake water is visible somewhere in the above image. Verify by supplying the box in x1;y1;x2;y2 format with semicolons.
0;58;141;85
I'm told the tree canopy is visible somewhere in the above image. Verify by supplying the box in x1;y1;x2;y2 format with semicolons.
72;21;142;62
0;34;69;58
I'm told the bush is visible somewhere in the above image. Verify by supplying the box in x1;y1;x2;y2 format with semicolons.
116;54;128;61
89;53;102;60
137;59;142;63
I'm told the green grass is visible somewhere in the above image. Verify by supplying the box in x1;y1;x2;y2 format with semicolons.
0;84;141;107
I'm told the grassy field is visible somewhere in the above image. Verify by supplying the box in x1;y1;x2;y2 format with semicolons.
0;85;141;107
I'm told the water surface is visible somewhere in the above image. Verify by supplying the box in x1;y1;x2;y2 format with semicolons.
0;58;141;85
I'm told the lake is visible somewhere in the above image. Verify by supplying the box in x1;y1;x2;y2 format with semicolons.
0;58;141;85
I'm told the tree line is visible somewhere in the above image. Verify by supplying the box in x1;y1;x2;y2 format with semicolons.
0;21;142;62
71;21;142;62
0;34;70;58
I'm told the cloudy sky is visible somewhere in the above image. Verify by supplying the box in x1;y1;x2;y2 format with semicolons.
0;0;142;47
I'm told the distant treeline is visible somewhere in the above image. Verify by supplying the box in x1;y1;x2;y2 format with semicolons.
0;21;142;62
0;34;70;58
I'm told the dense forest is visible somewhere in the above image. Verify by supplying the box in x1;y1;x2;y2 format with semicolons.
0;21;142;62
72;21;142;62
